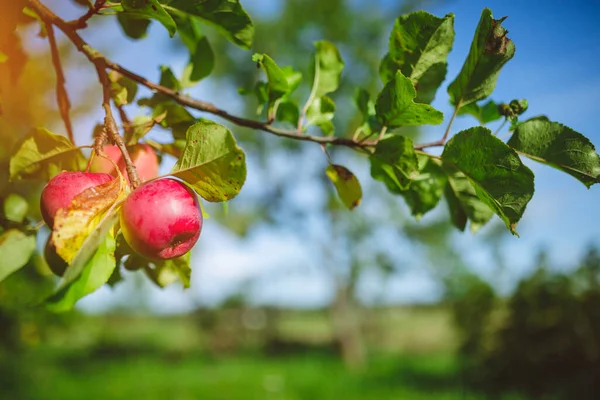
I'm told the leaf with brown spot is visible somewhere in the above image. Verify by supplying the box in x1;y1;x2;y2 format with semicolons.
326;164;362;210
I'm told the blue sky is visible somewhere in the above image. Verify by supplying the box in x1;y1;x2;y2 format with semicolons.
39;0;600;312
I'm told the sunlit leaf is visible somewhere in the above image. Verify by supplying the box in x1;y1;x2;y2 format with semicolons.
310;41;344;98
10;128;86;180
508;119;600;188
109;70;138;106
252;54;289;101
0;229;36;283
171;120;247;202
326;164;362;210
442;127;534;234
306;96;335;135
447;8;515;107
375;71;444;128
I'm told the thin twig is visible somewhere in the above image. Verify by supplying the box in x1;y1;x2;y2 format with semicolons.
28;0;378;154
116;103;131;135
31;0;141;188
45;22;75;144
376;126;388;142
414;105;460;150
493;118;508;136
67;0;107;29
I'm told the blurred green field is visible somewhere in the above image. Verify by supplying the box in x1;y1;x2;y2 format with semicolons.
21;351;525;400
2;306;528;400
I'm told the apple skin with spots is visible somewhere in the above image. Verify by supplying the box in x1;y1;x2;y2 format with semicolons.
40;171;114;229
91;144;159;183
119;178;202;260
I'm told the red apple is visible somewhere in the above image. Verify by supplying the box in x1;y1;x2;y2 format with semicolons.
40;171;114;229
119;178;202;260
89;145;122;175
127;143;159;183
91;144;159;183
44;237;67;277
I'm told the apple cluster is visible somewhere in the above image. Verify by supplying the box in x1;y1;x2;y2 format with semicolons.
41;145;203;276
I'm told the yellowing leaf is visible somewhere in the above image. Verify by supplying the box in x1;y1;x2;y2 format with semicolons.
52;176;127;264
326;165;362;210
10;128;86;180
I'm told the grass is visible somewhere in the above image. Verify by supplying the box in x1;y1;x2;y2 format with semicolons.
19;350;523;400
2;306;528;399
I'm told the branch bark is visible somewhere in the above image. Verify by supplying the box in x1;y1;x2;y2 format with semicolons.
31;0;141;187
28;0;378;152
45;22;75;145
67;0;107;30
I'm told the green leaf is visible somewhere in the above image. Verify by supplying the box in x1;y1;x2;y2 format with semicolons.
442;127;534;234
326;165;362;210
457;99;503;125
171;120;247;202
0;229;36;283
447;8;515;107
252;54;289;101
3;193;28;223
399;156;447;219
508;119;600;188
444;168;494;233
10;128;86;180
310;41;344;98
370;135;419;192
276;100;299;127
164;0;254;49
116;13;151;39
252;54;290;118
150;102;195;139
380;11;455;104
128;252;191;288
375;71;444;128
306;96;336;135
126;113;167;145
174;15;214;84
109;71;138;106
353;88;381;139
46;230;117;312
281;66;302;94
121;0;176;37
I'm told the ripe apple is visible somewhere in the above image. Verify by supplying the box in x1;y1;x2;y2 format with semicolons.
91;144;159;183
44;237;67;277
119;178;202;260
40;171;114;229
